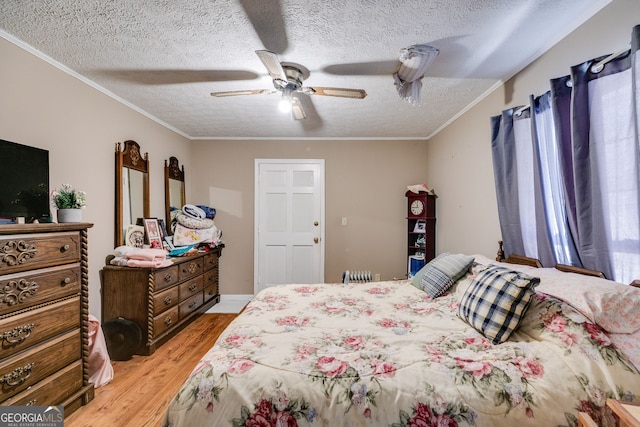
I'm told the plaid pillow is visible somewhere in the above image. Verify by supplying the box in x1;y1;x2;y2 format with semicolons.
457;265;540;344
419;253;475;298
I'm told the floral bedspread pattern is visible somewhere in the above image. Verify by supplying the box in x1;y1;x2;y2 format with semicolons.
163;277;640;427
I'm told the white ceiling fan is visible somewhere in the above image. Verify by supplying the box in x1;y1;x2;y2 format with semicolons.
210;50;367;120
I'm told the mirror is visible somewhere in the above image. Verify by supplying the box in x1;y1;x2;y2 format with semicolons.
115;140;150;247
164;156;186;235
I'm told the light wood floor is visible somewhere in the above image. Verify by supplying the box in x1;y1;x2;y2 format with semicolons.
65;313;238;427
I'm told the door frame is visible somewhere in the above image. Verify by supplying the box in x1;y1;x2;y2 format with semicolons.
253;159;325;293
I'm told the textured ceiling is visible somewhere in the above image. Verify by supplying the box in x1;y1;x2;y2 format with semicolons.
0;0;609;140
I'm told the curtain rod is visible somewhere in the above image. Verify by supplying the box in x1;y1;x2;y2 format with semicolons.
513;44;631;116
591;45;631;73
514;105;529;117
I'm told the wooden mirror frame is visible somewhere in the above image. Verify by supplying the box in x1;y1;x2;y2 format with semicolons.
115;140;150;247
164;156;186;236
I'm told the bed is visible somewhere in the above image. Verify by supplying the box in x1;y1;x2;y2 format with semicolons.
162;252;640;426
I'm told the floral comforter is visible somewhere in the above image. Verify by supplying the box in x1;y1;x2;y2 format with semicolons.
163;274;640;426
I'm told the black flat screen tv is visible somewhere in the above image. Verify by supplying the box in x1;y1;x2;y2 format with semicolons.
0;139;50;223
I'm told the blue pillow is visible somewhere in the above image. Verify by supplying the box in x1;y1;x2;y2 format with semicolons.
457;265;540;344
413;253;474;298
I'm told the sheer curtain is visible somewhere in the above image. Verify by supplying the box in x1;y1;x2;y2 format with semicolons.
491;25;640;284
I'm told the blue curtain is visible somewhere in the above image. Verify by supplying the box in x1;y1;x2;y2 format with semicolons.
491;25;640;283
490;109;525;258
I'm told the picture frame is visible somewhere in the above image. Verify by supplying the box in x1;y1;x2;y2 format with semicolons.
157;219;168;240
125;224;145;248
413;219;426;233
143;218;164;249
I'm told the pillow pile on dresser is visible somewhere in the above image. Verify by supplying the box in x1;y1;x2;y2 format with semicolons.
173;204;222;247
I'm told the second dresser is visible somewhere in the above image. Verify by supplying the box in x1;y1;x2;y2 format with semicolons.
100;247;221;356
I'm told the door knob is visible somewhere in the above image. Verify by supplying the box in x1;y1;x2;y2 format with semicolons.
314;237;319;243
314;221;319;226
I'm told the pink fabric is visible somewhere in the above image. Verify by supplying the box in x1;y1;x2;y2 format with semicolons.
88;315;114;387
127;258;173;268
113;246;168;261
125;248;169;261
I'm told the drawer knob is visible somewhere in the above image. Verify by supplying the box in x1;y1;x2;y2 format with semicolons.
62;277;71;285
61;244;70;251
188;301;197;309
0;362;35;387
164;296;172;305
164;317;172;326
1;323;34;345
163;274;173;282
188;284;197;292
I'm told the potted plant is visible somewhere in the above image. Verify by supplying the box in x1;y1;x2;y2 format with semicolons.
51;184;86;223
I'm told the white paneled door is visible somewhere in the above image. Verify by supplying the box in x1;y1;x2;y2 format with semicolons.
254;159;325;294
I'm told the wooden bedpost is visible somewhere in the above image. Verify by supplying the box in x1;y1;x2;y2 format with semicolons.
496;240;505;262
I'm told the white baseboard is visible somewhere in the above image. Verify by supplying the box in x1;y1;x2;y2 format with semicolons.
206;294;253;314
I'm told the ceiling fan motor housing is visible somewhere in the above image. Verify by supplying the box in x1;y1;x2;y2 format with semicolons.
273;65;305;91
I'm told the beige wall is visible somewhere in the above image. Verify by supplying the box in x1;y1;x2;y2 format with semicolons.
190;139;428;295
0;37;191;317
425;0;639;258
1;0;636;312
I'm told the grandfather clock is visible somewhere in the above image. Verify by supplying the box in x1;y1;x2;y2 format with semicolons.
406;190;436;277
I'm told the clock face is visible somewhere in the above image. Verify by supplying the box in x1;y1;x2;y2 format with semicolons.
410;199;424;216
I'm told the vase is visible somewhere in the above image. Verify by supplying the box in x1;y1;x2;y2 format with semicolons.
57;208;82;223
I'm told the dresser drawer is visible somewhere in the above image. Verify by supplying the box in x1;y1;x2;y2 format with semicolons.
0;329;80;401
0;297;79;360
179;293;203;318
203;252;219;271
153;305;179;337
204;283;218;302
152;264;179;292
1;360;82;406
179;275;204;301
0;232;81;275
0;264;81;315
152;286;179;316
203;267;218;288
178;258;203;281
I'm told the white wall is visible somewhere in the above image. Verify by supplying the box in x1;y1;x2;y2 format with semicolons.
426;0;639;259
190;139;429;295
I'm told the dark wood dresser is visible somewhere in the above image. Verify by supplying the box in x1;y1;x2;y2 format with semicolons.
0;223;94;413
100;247;221;356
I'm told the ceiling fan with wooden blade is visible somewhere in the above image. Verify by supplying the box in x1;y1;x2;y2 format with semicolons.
211;50;367;120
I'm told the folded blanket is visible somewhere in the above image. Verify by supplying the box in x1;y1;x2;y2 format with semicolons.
173;223;217;246
113;246;168;261
176;212;215;229
109;256;129;266
127;258;174;268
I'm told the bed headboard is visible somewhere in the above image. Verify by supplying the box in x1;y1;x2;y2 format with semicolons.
555;264;605;279
496;240;542;267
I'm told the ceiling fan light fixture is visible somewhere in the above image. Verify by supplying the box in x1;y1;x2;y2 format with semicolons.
279;86;295;112
394;44;439;106
279;98;293;113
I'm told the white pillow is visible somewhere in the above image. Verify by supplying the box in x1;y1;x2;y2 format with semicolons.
534;268;640;334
